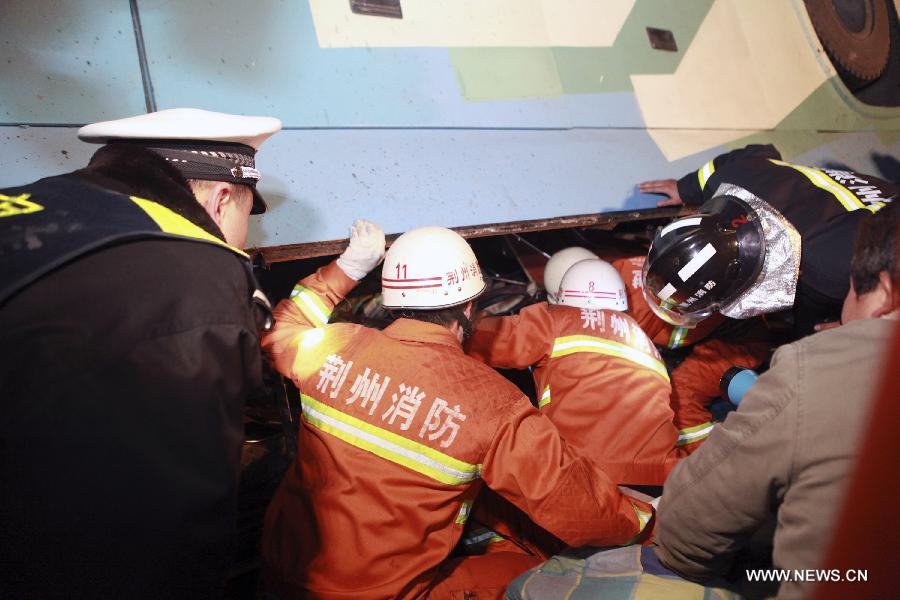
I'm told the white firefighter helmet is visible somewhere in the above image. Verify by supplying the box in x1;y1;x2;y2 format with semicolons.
557;258;628;311
381;226;486;309
543;247;599;303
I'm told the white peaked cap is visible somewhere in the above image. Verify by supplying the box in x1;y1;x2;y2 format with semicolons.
78;108;282;214
78;108;282;150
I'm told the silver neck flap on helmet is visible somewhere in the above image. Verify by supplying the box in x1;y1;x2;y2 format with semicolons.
711;182;802;319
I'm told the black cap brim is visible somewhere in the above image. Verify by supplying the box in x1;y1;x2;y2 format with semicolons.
251;188;268;215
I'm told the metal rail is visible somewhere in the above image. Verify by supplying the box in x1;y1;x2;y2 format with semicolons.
129;0;157;113
251;206;696;266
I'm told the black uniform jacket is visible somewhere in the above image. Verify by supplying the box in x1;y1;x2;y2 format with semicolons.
676;144;897;318
0;146;265;599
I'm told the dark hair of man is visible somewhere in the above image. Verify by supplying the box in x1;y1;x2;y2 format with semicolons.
850;201;898;295
390;305;473;339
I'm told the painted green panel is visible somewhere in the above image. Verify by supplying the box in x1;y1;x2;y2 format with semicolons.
729;78;900;159
450;48;563;101
555;0;713;94
449;0;714;101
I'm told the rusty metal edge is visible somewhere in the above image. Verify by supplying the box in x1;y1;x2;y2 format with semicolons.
249;206;696;266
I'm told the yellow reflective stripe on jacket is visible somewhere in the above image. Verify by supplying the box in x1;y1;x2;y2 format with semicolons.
538;385;551;409
633;504;652;533
130;196;248;257
455;500;472;525
625;501;653;544
289;284;332;327
697;159;716;190
300;394;481;486
667;326;688;349
551;335;670;383
768;159;871;213
676;422;714;446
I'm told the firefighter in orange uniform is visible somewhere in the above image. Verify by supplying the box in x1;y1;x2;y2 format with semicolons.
611;255;769;444
260;222;654;599
467;257;687;485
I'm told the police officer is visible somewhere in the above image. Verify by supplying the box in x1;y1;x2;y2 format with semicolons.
639;143;897;334
0;109;280;598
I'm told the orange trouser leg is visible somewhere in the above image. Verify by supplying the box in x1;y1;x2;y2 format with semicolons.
427;552;543;600
669;336;769;452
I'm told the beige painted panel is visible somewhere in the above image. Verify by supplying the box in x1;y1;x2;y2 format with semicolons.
646;129;753;162
541;0;635;47
308;0;635;48
631;0;832;160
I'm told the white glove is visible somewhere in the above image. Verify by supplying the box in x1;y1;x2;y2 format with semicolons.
336;219;386;281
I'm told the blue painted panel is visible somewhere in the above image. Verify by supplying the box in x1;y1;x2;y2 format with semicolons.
139;0;445;126
247;128;670;246
138;0;648;128
0;126;95;177
248;129;900;247
0;1;146;124
3;126;897;250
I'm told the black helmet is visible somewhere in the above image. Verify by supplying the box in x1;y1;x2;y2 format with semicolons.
642;196;765;327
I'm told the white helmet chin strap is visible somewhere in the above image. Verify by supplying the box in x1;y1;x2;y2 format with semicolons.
714;183;802;319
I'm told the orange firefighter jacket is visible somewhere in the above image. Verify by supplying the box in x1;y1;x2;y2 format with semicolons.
466;302;687;485
260;262;653;599
612;256;769;438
